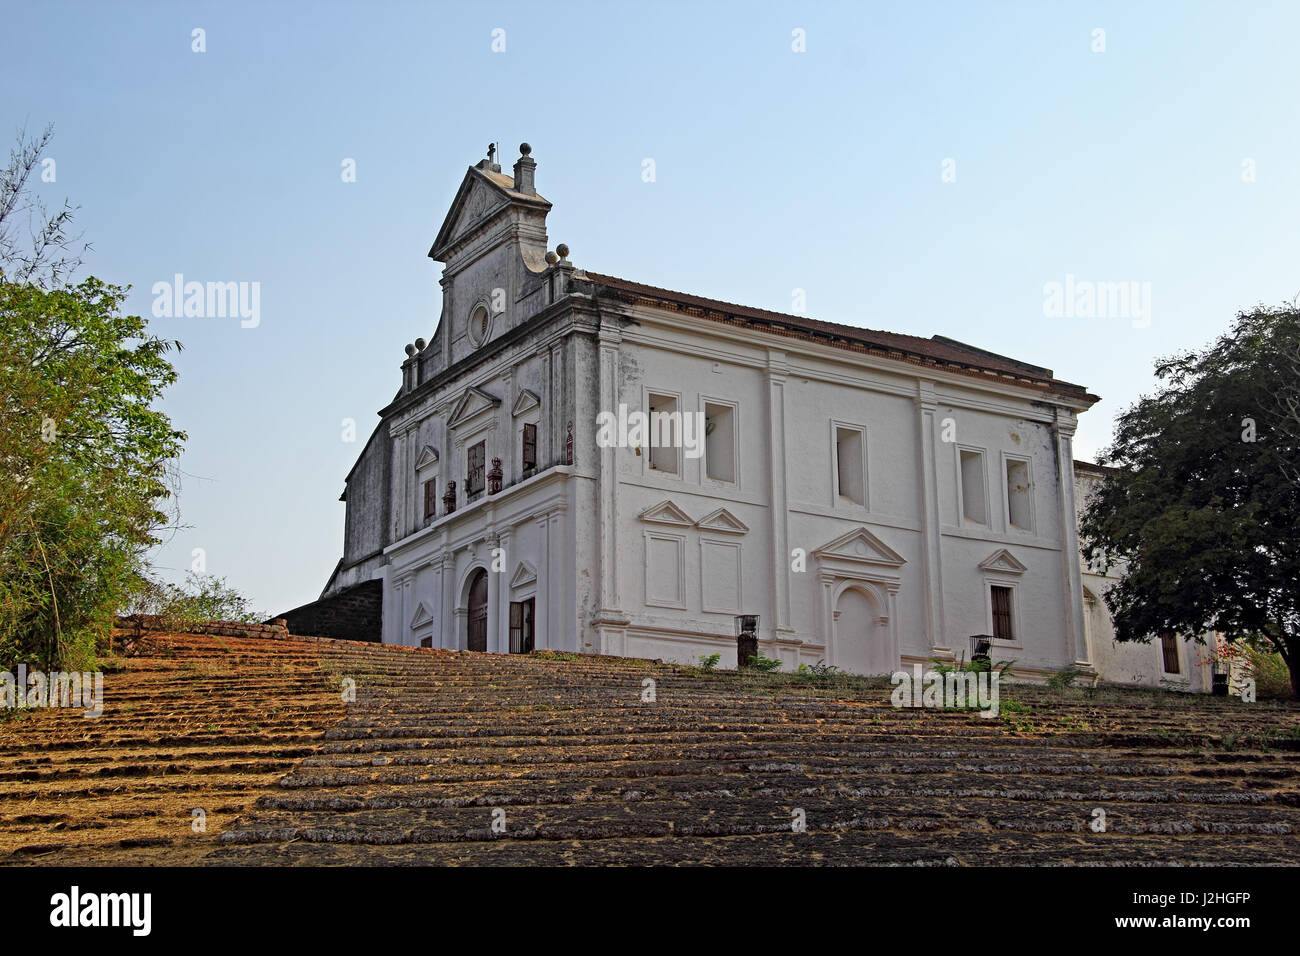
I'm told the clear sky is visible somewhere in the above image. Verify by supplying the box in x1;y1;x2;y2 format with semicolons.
4;1;1298;615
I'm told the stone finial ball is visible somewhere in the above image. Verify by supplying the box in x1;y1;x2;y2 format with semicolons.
556;243;570;259
545;251;559;264
404;343;416;357
519;142;532;156
414;337;426;351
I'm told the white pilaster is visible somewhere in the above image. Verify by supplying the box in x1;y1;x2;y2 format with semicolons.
1054;413;1091;666
535;511;551;650
915;381;946;654
495;528;512;653
765;350;794;639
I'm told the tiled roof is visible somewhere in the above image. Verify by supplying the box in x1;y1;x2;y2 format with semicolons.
583;271;1098;404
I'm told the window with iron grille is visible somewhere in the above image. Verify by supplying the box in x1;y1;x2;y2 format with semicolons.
991;585;1015;641
522;423;537;473
1160;633;1181;673
467;441;485;497
422;478;437;520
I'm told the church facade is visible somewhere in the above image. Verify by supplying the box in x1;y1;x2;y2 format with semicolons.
321;144;1105;680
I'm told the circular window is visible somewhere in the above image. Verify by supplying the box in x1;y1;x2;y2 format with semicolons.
468;305;491;347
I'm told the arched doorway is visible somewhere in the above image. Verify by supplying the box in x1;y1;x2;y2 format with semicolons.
834;586;891;675
467;569;488;652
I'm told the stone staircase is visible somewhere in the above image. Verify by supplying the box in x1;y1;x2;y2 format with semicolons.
3;632;1298;865
0;632;344;863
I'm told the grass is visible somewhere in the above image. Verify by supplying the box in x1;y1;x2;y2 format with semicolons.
0;707;30;725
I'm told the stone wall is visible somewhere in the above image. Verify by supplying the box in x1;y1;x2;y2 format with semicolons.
113;614;291;643
276;579;384;644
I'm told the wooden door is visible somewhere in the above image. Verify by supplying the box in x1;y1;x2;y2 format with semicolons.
467;570;488;652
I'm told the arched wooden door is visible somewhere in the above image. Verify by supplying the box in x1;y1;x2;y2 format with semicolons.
467;570;488;652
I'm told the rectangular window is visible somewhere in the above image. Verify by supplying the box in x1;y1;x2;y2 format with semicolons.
960;450;987;524
422;478;437;520
1160;633;1181;674
704;402;735;482
521;423;537;474
1006;458;1032;531
467;441;486;497
647;393;679;475
835;425;865;506
991;585;1015;641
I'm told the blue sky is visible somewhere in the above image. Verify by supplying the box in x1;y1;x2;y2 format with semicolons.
4;1;1298;614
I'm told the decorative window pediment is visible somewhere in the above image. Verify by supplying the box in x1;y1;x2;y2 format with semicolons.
512;388;541;417
414;445;440;470
510;561;537;589
409;601;434;629
812;527;906;568
637;500;693;527
448;385;502;429
695;507;748;535
978;548;1027;575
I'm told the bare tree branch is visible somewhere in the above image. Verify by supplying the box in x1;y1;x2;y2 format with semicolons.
0;122;89;288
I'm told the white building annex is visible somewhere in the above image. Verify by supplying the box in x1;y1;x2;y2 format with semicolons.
1074;461;1221;692
317;143;1117;682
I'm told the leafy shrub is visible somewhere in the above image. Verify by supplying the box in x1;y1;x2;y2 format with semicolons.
796;660;842;679
745;653;782;673
1244;643;1292;699
125;572;263;629
1048;666;1084;690
931;656;1016;679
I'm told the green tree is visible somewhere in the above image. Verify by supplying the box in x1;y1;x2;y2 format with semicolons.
1081;303;1300;699
0;278;186;668
126;572;265;629
0;125;185;669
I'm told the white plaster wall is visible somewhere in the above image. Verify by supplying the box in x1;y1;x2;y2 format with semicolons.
605;313;1087;678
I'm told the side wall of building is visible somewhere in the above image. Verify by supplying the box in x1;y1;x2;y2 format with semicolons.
601;304;1089;678
1075;467;1215;691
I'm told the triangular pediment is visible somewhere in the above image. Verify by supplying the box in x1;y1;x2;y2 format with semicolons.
512;388;540;417
695;507;749;535
429;165;552;262
510;561;537;589
813;527;906;567
409;601;433;629
430;175;507;261
637;500;693;527
414;445;439;470
448;385;502;429
978;548;1028;575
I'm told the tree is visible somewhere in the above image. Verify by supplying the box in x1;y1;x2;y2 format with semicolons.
0;279;186;668
0;123;88;288
1081;302;1300;699
0;126;185;669
1273;328;1300;488
125;572;265;629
